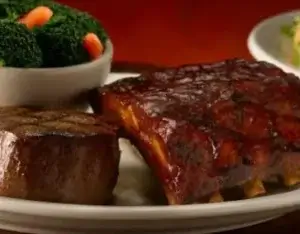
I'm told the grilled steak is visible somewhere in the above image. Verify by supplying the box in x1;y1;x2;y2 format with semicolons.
0;107;120;205
91;58;300;205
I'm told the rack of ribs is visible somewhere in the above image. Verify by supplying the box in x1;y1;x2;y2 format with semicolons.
0;107;120;205
91;58;300;205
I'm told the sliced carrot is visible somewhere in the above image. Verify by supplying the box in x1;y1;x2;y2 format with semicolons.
83;33;104;60
19;6;53;29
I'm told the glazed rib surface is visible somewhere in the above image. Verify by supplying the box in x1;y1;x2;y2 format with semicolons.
94;58;300;204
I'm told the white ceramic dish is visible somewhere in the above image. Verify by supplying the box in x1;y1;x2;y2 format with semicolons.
0;40;113;107
247;10;300;76
0;72;299;234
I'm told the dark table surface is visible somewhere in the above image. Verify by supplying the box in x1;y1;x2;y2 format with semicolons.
0;62;299;234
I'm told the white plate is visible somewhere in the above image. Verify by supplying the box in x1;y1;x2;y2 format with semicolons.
247;10;300;76
0;72;300;234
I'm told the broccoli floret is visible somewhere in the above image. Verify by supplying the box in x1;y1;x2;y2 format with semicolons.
61;10;108;44
35;10;108;67
0;0;43;19
0;0;108;67
0;20;42;67
0;0;74;20
0;2;16;19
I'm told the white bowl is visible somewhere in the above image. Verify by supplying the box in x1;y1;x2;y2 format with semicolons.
247;10;300;76
0;40;113;107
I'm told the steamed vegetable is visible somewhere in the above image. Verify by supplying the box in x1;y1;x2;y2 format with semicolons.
19;6;53;29
0;20;42;67
83;33;104;60
0;0;108;68
0;0;73;20
34;10;108;67
0;0;46;19
280;16;300;67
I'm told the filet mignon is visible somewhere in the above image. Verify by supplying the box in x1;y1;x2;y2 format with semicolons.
0;107;120;205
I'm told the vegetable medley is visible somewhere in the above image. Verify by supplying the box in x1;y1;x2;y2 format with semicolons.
280;16;300;67
0;0;108;68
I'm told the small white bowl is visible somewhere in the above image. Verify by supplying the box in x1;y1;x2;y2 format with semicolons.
247;10;300;76
0;40;113;107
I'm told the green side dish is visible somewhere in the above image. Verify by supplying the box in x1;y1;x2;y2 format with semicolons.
0;0;109;68
280;16;300;67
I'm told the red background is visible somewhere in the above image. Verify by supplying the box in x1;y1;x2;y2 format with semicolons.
58;0;299;66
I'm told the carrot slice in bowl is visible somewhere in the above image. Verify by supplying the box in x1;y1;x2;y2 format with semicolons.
83;33;104;60
19;6;53;29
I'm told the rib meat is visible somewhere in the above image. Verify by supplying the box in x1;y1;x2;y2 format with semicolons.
0;107;120;205
91;58;300;204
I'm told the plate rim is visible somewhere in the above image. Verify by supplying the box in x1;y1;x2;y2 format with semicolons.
0;188;298;220
0;72;298;221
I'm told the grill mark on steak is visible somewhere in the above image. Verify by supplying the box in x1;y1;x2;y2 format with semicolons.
0;107;116;136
